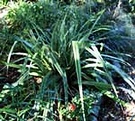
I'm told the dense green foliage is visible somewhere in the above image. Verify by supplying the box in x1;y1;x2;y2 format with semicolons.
0;0;135;120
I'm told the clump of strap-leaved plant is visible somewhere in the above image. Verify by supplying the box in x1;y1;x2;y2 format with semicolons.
0;0;135;120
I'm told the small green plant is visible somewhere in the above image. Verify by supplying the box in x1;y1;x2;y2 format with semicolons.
58;90;102;120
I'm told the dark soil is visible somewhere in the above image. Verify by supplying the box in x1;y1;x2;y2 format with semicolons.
98;57;135;121
0;65;20;91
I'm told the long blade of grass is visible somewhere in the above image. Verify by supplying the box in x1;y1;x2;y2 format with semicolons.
82;81;112;90
72;41;86;121
107;62;135;91
49;52;68;103
80;9;105;41
85;45;118;97
6;41;17;74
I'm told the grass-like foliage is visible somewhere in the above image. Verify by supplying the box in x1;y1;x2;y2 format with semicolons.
0;0;135;120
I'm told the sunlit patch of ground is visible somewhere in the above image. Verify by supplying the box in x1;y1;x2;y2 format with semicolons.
124;101;135;121
0;7;8;19
125;60;135;121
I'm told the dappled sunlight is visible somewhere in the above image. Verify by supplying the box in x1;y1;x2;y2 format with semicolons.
124;101;135;121
0;7;8;19
0;0;135;120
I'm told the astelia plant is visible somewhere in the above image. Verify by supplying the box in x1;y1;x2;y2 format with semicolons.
0;0;134;120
